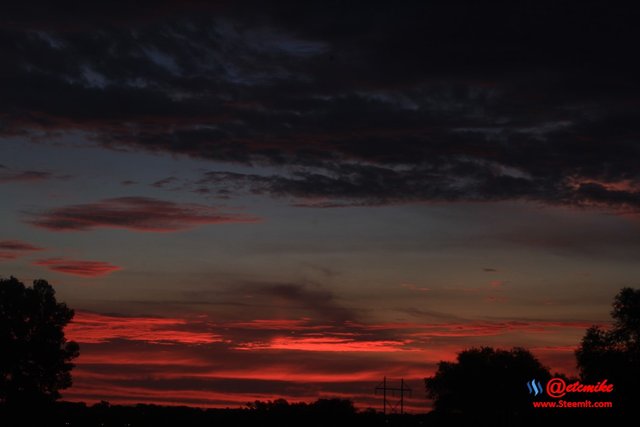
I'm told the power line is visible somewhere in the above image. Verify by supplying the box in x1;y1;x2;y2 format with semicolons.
374;377;412;415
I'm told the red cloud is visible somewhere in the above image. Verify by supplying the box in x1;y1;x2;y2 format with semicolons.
236;336;413;353
67;311;221;345
27;197;260;232
0;239;44;261
65;338;430;411
34;257;121;277
58;312;589;412
0;252;19;260
0;240;44;251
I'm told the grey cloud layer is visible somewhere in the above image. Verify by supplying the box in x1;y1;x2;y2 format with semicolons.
2;1;639;209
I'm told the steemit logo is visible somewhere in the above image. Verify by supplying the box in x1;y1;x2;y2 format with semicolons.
527;379;543;396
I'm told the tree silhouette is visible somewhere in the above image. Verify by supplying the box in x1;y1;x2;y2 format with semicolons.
576;287;640;413
0;276;79;409
245;398;357;426
309;398;356;419
425;347;551;425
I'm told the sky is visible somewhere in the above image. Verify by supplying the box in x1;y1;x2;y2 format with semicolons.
1;0;640;413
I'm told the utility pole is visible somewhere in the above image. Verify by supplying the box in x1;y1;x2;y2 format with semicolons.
375;377;412;415
400;378;404;414
383;376;387;415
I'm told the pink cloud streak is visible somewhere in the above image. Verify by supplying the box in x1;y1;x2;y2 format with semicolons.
34;258;121;277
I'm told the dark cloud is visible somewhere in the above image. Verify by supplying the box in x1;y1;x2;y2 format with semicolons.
0;169;53;183
1;2;639;209
194;165;640;210
193;165;542;207
34;257;121;277
252;282;354;322
151;176;178;189
0;166;72;184
202;281;358;324
26;196;259;232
